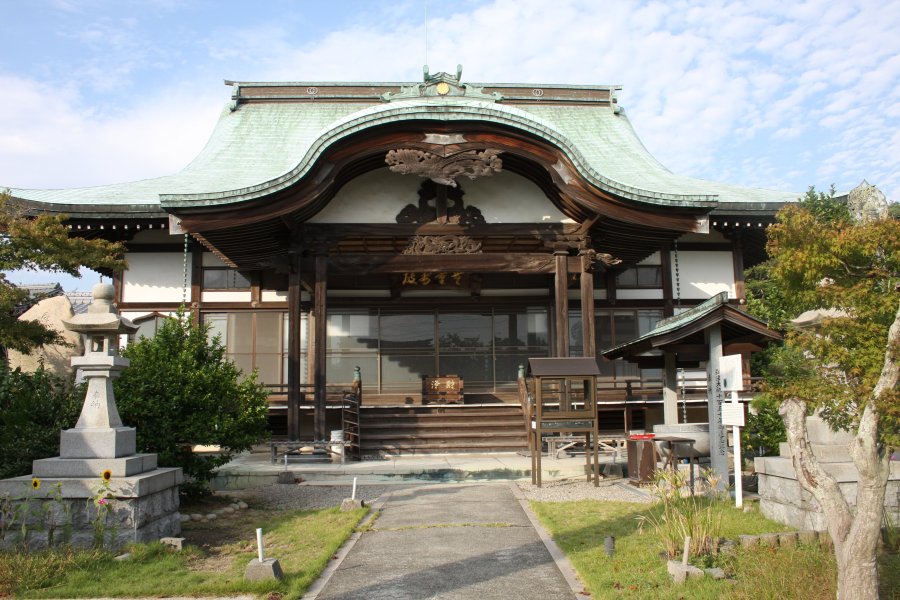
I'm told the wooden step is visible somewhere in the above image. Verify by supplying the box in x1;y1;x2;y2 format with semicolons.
358;401;528;455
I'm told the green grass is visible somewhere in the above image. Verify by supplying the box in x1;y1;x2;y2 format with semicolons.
530;499;843;600
0;505;368;599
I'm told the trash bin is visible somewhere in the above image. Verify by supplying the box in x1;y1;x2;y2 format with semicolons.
627;435;658;486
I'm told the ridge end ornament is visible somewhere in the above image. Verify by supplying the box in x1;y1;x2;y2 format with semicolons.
385;148;502;187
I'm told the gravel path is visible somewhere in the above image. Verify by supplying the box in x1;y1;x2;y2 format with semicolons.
517;477;653;503
219;477;652;510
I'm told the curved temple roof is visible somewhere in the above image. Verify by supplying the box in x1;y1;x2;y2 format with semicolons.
8;77;800;216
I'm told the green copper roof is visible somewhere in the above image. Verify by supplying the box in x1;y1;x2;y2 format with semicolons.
8;81;801;211
602;292;781;359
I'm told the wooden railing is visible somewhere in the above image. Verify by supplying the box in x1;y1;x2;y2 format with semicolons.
341;367;362;461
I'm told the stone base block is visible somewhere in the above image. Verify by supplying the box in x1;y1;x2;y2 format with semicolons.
33;454;157;478
0;467;182;551
340;498;365;511
60;427;136;458
245;558;284;581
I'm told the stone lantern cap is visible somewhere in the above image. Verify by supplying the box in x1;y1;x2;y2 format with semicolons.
62;283;137;335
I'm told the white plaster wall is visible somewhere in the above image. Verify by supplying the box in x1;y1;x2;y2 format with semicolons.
308;169;417;223
673;251;735;299
201;291;252;303
261;290;288;302
308;168;568;224
617;289;665;300
638;251;661;266
202;253;227;267
122;253;190;303
463;171;568;223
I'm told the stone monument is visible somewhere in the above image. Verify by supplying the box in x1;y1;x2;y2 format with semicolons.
0;283;182;549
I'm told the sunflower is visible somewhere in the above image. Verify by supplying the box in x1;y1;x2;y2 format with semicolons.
31;477;41;490
101;469;112;482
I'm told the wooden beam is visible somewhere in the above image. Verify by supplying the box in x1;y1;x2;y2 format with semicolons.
322;253;561;274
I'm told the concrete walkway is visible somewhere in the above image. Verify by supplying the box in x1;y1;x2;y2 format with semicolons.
303;483;587;600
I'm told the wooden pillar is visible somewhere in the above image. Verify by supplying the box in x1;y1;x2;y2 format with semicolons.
554;250;569;357
190;241;202;325
660;243;674;317
580;252;595;358
663;352;679;424
287;254;302;441
313;253;328;441
732;232;746;303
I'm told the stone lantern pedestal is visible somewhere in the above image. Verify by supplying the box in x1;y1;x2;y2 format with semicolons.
0;284;182;550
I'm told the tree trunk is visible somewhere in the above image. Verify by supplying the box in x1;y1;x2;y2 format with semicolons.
780;297;900;600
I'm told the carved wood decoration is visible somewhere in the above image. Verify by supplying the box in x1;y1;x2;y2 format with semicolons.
402;235;483;255
396;180;486;226
580;248;622;272
385;148;502;187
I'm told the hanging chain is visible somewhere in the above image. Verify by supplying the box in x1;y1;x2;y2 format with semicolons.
672;240;681;307
181;233;190;310
680;367;687;423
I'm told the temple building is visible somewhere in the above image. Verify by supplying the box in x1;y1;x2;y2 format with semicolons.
7;68;799;455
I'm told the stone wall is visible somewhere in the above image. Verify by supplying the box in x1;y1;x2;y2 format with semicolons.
755;417;900;531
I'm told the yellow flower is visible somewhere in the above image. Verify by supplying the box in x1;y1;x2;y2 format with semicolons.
101;469;112;482
31;477;41;490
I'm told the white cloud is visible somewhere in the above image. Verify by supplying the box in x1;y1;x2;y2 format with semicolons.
1;0;897;204
0;75;222;189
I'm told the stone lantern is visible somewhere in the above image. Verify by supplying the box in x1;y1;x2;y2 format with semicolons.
59;282;138;458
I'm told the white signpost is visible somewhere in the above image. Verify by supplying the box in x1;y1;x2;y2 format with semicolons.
720;354;745;508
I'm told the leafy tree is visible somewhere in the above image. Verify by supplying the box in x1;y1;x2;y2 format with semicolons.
741;397;786;458
752;186;898;600
0;364;83;478
0;190;125;354
113;314;269;495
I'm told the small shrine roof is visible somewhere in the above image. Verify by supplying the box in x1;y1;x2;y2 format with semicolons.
602;292;781;360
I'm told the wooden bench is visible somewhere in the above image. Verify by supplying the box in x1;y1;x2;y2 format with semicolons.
270;440;352;465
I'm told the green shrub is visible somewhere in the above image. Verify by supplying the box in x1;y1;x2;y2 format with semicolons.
113;314;269;495
0;365;82;479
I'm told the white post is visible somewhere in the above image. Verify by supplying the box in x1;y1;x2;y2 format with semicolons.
731;390;743;509
256;528;265;563
351;477;358;500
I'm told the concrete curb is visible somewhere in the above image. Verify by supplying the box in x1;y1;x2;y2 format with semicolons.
509;482;591;599
300;491;392;600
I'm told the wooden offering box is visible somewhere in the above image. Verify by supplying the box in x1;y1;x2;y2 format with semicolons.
423;375;464;404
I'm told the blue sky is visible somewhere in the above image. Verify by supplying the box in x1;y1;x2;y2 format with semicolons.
1;0;898;290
